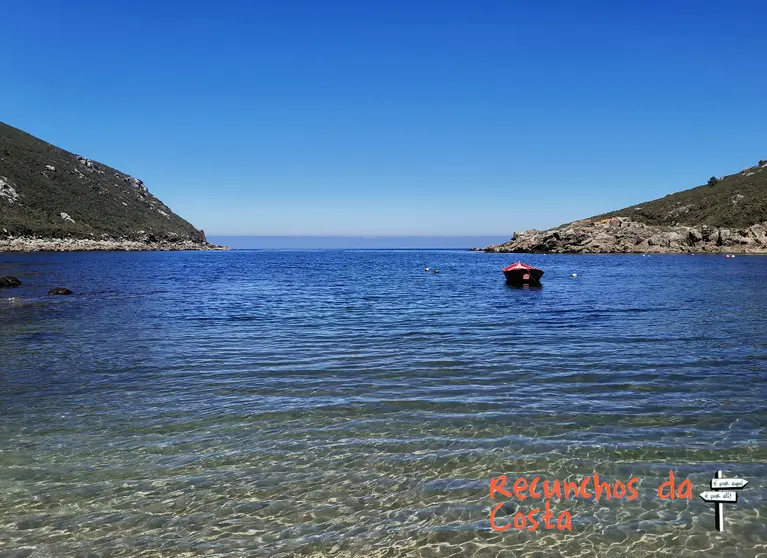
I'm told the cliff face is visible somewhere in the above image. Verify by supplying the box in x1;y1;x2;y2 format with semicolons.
481;160;767;254
0;121;222;251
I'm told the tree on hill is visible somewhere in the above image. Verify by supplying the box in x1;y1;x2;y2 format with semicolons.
708;176;719;187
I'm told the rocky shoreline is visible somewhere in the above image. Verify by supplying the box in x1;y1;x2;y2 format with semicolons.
0;237;228;252
476;217;767;254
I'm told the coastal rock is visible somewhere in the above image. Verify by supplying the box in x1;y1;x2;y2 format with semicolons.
582;231;616;253
747;225;767;244
129;176;149;196
0;237;228;252
477;219;767;254
665;231;686;249
0;276;22;288
77;156;95;168
49;287;73;295
688;228;702;243
0;176;20;203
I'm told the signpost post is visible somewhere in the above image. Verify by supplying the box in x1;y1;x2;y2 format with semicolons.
699;470;748;532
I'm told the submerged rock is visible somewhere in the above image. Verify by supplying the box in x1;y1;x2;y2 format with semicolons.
49;287;73;295
0;276;21;288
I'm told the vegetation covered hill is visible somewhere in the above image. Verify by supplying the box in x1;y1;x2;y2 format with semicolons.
586;160;767;229
0;121;207;244
482;159;767;253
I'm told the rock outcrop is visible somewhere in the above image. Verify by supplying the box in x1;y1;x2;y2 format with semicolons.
0;276;21;288
481;217;767;254
48;287;73;295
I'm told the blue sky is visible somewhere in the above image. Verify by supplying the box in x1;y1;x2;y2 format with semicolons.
3;0;766;237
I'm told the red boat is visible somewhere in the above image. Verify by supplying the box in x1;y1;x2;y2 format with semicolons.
503;261;544;287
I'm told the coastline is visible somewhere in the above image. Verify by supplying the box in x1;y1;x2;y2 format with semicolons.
472;249;767;255
474;218;767;254
0;237;228;252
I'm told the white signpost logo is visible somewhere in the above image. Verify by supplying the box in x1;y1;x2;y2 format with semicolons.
699;470;748;531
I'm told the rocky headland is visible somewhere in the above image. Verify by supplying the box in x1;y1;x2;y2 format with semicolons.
1;121;225;252
478;159;767;254
480;217;767;254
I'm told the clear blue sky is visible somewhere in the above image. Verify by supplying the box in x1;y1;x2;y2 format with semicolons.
3;0;765;237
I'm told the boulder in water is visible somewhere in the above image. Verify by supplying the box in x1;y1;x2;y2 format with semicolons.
0;276;21;288
49;287;73;295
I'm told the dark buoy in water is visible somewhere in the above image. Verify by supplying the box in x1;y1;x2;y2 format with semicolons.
433;269;440;274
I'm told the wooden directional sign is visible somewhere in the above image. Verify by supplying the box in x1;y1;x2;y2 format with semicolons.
711;478;748;489
700;490;738;503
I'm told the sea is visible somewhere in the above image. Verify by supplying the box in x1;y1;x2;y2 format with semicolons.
1;250;765;557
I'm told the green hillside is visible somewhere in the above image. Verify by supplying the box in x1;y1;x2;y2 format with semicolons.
589;160;767;228
0;121;206;242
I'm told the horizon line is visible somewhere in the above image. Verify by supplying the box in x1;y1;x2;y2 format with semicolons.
207;234;512;238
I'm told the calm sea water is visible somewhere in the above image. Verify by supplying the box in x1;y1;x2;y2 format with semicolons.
1;250;765;558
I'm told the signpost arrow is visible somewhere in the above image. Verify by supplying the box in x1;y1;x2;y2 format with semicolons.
711;478;748;489
700;491;738;503
700;470;748;532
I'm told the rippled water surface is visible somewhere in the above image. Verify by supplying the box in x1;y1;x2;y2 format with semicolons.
1;250;766;557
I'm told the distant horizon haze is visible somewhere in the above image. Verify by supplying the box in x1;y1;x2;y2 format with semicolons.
208;235;511;249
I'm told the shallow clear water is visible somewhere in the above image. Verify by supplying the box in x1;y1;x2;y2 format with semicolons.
1;250;765;557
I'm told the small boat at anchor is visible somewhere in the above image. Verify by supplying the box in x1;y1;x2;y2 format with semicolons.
503;261;544;287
